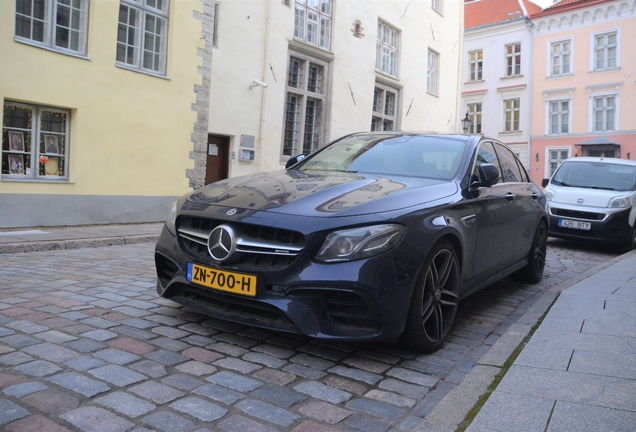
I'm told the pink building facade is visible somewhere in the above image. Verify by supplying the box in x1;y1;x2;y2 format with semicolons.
529;0;636;186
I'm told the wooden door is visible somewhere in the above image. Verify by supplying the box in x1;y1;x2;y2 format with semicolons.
205;135;230;185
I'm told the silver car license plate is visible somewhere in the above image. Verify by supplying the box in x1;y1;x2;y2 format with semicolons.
558;219;591;231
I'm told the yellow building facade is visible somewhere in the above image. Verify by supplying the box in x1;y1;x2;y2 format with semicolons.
1;0;211;228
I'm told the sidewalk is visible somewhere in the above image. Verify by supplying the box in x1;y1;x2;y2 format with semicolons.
0;223;163;254
419;249;636;432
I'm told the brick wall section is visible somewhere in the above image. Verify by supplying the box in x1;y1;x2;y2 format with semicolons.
188;0;215;190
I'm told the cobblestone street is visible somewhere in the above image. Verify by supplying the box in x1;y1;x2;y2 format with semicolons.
0;239;619;431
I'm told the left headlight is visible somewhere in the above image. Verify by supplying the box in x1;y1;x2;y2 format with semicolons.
165;200;178;235
609;196;631;208
315;224;405;263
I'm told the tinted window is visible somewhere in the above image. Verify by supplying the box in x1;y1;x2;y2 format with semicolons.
298;135;468;181
495;144;524;183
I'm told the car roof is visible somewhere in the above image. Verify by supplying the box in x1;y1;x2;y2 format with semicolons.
562;157;636;167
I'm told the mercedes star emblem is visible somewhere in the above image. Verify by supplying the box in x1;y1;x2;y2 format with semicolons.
208;225;236;262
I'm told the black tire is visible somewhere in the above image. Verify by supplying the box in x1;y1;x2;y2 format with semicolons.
512;220;548;283
620;224;636;254
400;240;460;353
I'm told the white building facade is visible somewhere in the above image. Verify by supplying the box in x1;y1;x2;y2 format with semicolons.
196;0;465;187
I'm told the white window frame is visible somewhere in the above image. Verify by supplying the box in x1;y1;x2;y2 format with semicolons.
469;50;483;82
548;99;571;135
294;0;332;51
432;0;443;15
503;98;520;132
427;49;439;95
591;29;619;72
467;102;482;134
505;42;521;77
2;101;70;181
549;38;572;77
371;83;400;131
282;52;329;158
14;0;90;56
376;21;399;78
591;94;618;132
545;147;571;178
116;0;170;76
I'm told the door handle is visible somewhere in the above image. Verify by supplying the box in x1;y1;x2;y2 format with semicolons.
506;192;515;201
531;193;539;200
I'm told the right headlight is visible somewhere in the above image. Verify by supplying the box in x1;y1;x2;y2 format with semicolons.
609;196;631;208
165;200;178;235
315;224;405;263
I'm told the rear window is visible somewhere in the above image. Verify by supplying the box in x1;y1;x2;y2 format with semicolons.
551;161;636;191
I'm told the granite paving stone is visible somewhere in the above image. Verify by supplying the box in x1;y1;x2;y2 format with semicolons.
20;388;80;416
282;363;328;380
345;398;406;421
152;326;191;339
206;371;263;392
145;349;189;365
235;399;300;427
378;378;430;399
251;385;309;408
161;373;204;391
48;372;111;397
129;360;168;378
182;347;224;363
63;338;106;353
2;381;48;398
129;381;185;404
107;337;156;355
0;351;34;366
194;383;245;405
0;399;30;426
81;329;118;341
328;365;383;385
15;360;63;377
252;368;298;386
213;357;262;374
217;415;280;432
5;320;49;334
181;334;215;346
61;406;134;432
35;330;77;343
364;389;417;408
0;334;41;348
92;348;141;365
88;364;147;387
323;375;369;396
297;401;353;424
149;337;190;352
386;368;439;387
23;342;80;362
95;391;156;417
108;325;156;340
293;381;353;404
80;317;119;329
120;318;157;329
290;353;335;370
170;397;228;421
64;357;106;371
342;412;391;432
142;410;194;432
175;360;218;377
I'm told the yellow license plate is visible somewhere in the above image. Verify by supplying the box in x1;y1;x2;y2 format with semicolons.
187;263;258;297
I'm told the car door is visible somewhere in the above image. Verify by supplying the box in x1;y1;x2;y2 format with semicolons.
494;143;540;260
468;141;518;279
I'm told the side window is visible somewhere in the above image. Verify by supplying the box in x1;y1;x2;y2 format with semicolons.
472;141;500;185
495;144;524;182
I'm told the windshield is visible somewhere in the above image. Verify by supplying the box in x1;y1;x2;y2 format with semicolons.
295;134;468;181
551;161;636;191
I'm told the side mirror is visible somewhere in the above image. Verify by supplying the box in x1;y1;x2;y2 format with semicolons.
541;179;549;188
285;154;306;169
472;163;500;188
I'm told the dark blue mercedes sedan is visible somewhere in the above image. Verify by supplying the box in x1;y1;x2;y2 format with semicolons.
154;132;548;353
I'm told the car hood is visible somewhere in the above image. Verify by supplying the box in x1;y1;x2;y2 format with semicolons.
185;170;458;217
549;185;630;208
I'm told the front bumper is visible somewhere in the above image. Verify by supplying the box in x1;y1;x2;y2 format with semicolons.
154;226;422;342
547;204;631;244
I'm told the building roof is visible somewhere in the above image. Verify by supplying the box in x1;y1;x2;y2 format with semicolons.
465;0;543;29
535;0;615;17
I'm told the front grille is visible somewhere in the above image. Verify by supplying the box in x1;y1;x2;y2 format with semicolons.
551;208;605;221
177;216;306;270
155;253;179;284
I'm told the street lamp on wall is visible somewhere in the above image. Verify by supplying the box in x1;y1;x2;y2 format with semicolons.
461;111;472;133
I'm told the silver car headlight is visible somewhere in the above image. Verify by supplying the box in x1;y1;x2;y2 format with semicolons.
315;224;405;263
609;196;631;208
165;200;178;235
544;187;554;202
